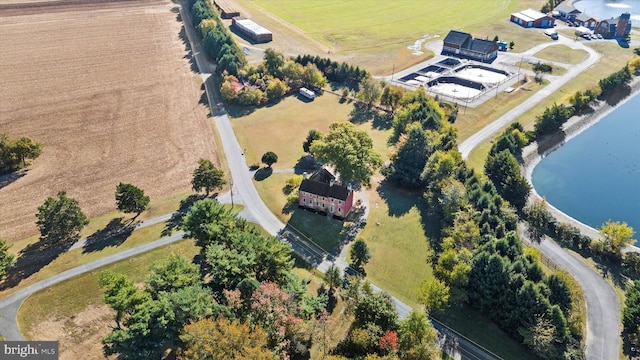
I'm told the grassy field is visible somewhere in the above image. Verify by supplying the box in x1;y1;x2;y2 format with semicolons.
533;45;589;65
231;0;548;74
1;193;240;299
19;239;329;360
230;92;393;169
455;77;549;142
358;182;436;309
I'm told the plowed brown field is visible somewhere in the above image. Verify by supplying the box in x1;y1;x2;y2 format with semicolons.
0;0;219;241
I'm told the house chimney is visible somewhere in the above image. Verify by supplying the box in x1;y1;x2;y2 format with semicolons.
302;172;308;179
330;179;334;187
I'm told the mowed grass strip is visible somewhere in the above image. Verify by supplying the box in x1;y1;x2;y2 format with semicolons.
466;41;634;170
358;183;435;310
533;45;589;65
2;195;241;299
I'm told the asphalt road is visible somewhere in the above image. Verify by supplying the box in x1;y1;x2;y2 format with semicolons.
520;224;620;360
0;6;618;360
457;33;601;159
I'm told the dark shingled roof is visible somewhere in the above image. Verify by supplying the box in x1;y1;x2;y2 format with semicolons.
555;4;579;14
575;13;597;22
469;38;498;54
443;30;472;47
299;169;350;201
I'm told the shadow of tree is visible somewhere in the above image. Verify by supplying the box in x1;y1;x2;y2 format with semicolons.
602;85;631;107
536;131;567;157
0;235;77;290
593;252;628;290
82;217;135;253
254;167;273;181
348;103;375;124
162;194;204;237
376;179;417;217
294;154;319;174
376;179;442;254
0;170;27;190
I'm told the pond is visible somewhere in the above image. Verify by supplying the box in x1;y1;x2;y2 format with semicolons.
573;0;640;24
532;93;640;233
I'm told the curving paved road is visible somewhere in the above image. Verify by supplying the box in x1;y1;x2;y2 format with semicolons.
457;33;601;159
0;4;502;359
3;5;616;360
520;223;619;360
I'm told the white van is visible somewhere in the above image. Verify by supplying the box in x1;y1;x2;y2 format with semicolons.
299;87;315;100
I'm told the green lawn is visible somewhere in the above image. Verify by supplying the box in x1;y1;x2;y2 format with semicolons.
358;183;436;310
19;240;200;338
230;92;393;169
533;45;589;65
2;195;241;299
235;0;549;74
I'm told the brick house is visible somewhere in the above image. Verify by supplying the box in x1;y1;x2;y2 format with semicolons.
298;169;353;218
595;13;632;39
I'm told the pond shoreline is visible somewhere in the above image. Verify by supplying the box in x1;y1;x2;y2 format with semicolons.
522;76;640;240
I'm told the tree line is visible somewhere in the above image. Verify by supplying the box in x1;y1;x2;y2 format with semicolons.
0;132;43;172
295;54;368;86
97;196;442;359
190;0;246;77
219;48;327;106
541;0;565;13
533;64;631;138
377;87;585;358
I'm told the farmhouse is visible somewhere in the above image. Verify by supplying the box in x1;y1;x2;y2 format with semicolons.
595;13;631;39
232;17;272;43
510;8;556;28
298;169;353;218
213;0;239;19
555;4;581;21
574;13;599;29
442;30;499;62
